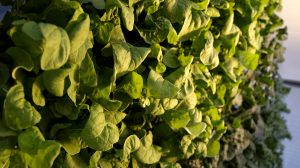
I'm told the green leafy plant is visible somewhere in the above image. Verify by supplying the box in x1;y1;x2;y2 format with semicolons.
0;0;289;167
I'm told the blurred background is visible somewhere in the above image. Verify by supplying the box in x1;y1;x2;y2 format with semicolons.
1;1;299;167
279;0;300;168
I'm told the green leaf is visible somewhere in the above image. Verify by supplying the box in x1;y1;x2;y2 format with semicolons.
64;154;89;168
83;0;105;9
89;151;102;168
162;98;178;110
137;16;178;45
162;109;190;130
147;70;179;99
163;0;191;23
134;132;161;164
18;127;61;167
79;52;98;88
178;9;210;41
236;49;260;70
0;149;11;168
41;68;70;97
206;140;220;157
66;13;92;64
18;127;45;155
163;48;180;68
121;72;143;99
91;67;113;100
248;21;262;49
32;76;45;106
221;11;234;35
112;42;151;79
180;135;196;158
120;3;134;31
4;83;41;131
0;121;18;137
221;58;240;82
53;99;79;120
104;111;127;125
97;98;123;112
81;104;119;151
123;135;141;161
185;122;207;137
6;47;34;79
59;130;84;155
97;22;115;44
199;31;219;69
206;7;220;17
29;22;70;70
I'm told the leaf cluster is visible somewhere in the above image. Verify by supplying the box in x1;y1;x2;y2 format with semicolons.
0;0;289;167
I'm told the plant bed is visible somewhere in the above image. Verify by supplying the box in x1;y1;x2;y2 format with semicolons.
0;0;290;167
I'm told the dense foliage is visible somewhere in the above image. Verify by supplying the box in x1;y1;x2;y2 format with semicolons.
0;0;290;167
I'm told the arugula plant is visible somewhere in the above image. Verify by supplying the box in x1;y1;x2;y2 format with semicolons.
0;0;289;167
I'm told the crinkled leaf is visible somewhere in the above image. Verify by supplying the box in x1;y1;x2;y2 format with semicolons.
59;130;83;155
18;127;61;167
97;22;115;44
134;132;161;164
137;16;178;45
39;23;70;70
41;68;70;97
147;70;179;99
4;83;41;131
123;135;141;161
112;42;151;79
66;13;91;64
81;104;119;151
200;31;219;69
6;47;34;79
222;58;241;82
8;21;70;70
11;21;71;70
120;3;134;31
104;111;126;125
178;9;210;41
